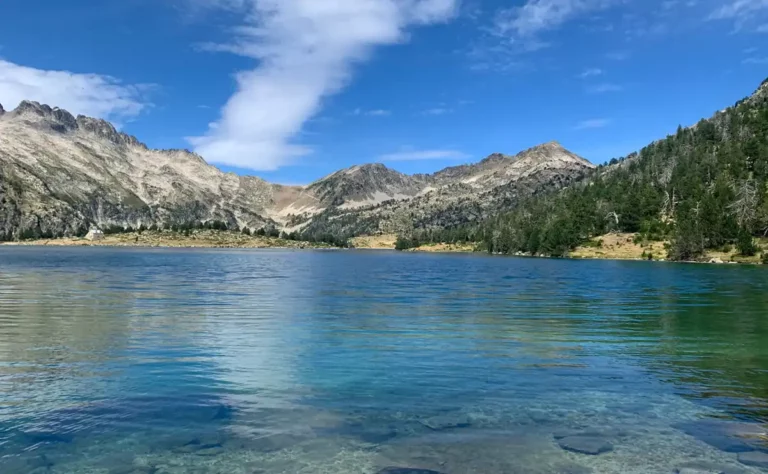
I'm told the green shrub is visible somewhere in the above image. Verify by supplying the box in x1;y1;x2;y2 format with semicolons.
737;228;758;257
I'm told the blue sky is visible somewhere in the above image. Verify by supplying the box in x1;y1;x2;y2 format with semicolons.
0;0;766;185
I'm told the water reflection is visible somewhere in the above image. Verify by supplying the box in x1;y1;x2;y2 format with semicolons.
0;248;766;473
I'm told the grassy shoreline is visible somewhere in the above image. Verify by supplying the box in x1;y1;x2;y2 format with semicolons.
4;230;767;264
351;233;768;264
1;229;334;250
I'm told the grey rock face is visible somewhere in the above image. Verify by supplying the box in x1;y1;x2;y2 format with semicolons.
300;141;595;237
0;99;595;241
557;436;614;455
0;101;281;240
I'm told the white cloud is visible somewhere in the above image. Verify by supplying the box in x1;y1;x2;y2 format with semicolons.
188;0;458;171
709;0;768;30
587;82;623;93
0;59;149;121
743;57;768;65
574;118;612;129
353;108;392;116
378;149;469;161
421;107;453;115
578;67;603;78
605;51;630;61
494;0;617;39
709;0;768;20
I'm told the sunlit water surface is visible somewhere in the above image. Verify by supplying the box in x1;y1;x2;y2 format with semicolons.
1;248;767;473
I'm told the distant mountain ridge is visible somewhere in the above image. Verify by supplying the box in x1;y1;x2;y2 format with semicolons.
0;99;594;241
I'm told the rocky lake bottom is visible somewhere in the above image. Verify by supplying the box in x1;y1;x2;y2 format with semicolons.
0;248;767;473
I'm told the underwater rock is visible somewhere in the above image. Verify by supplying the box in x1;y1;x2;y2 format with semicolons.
555;463;593;474
673;421;766;453
195;445;225;456
377;468;446;474
553;428;628;440
109;466;158;474
172;436;223;454
557;436;613;455
0;454;55;474
239;432;309;453
674;460;748;474
737;451;768;468
419;413;471;431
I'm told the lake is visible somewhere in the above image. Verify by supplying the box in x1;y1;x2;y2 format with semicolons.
0;248;767;474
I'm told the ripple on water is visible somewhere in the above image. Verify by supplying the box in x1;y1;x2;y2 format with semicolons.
0;248;767;473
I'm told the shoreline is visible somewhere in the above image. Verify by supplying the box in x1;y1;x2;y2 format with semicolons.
352;232;767;265
3;231;766;265
0;230;334;250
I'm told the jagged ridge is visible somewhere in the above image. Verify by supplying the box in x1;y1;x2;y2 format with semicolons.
0;99;594;241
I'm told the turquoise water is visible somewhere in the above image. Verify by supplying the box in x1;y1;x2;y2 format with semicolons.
0;248;767;473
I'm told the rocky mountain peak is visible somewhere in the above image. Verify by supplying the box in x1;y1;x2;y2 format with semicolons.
75;115;143;148
530;140;565;152
479;152;509;164
516;140;592;168
6;99;145;148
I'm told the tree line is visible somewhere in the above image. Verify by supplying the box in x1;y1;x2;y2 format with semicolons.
396;78;768;261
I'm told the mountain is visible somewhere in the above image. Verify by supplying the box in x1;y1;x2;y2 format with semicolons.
0;99;593;241
297;141;594;240
471;77;768;260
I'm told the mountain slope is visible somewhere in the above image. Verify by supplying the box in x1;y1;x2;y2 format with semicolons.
298;141;595;240
474;77;768;260
0;101;285;240
0;99;593;242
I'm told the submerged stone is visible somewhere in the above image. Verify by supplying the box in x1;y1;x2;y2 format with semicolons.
557;436;613;455
239;432;308;453
737;451;768;468
195;445;225;456
377;468;446;474
674;460;748;474
109;466;158;474
1;454;55;474
556;463;593;474
673;421;766;453
419;413;471;431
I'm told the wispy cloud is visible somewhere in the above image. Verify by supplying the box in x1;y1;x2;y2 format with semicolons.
421;107;453;116
709;0;768;20
758;24;768;32
574;118;612;130
378;149;470;161
743;57;768;65
0;59;150;121
468;0;621;71
605;51;630;61
187;0;459;171
353;108;392;117
744;47;758;54
578;68;603;79
493;0;618;40
587;82;624;93
708;0;768;31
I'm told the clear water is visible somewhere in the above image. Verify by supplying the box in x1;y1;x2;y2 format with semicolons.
0;248;767;474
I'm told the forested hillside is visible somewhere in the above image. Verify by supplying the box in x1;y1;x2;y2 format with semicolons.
399;78;768;261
